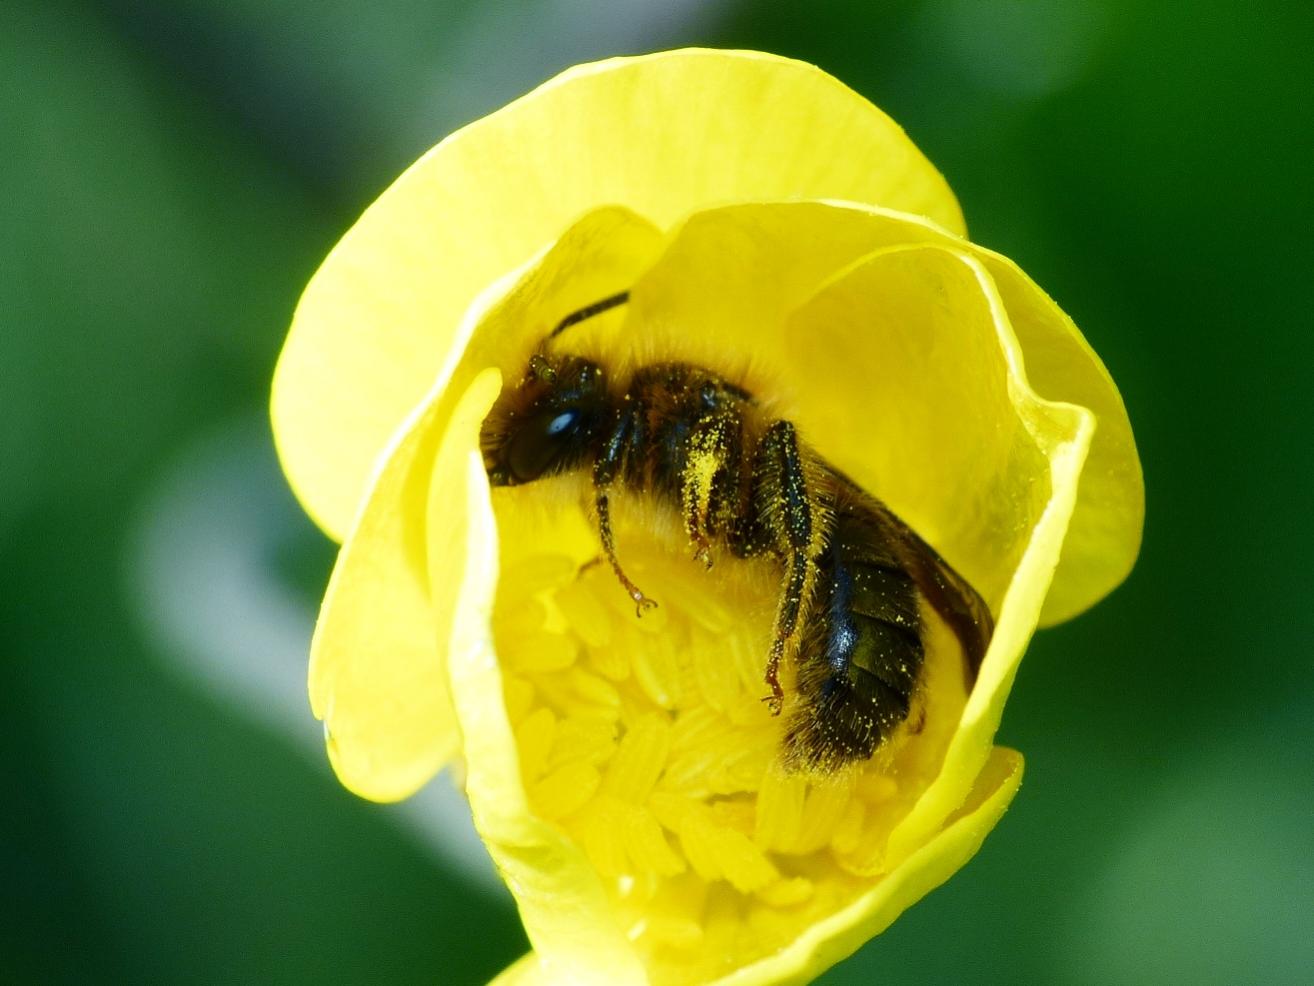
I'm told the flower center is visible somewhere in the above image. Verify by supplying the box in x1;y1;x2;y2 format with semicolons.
490;487;969;982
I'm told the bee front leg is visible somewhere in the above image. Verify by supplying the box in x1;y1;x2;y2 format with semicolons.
595;491;657;617
749;420;826;715
594;401;657;617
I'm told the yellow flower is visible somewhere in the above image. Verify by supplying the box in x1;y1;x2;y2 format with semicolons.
272;50;1142;985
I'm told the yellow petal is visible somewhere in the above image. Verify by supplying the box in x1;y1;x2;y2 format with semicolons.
272;49;962;540
311;207;662;800
312;366;502;801
444;456;649;986
275;43;1144;982
448;201;1107;983
779;244;1056;615
738;234;1094;869
623;200;1137;621
888;393;1088;863
969;248;1144;625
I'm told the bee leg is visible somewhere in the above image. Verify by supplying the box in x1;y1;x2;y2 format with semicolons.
680;412;741;569
593;400;657;617
596;490;657;617
750;421;824;716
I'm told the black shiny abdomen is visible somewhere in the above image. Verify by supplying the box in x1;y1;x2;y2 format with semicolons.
785;495;926;768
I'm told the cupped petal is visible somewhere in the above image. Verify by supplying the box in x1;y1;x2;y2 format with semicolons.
309;364;502;802
310;207;662;800
622;201;1138;623
609;207;1098;890
459;206;1098;985
967;248;1143;626
780;244;1070;616
887;399;1090;863
767;240;1095;868
272;49;963;540
444;453;649;986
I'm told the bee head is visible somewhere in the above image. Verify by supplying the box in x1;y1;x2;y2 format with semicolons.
481;353;610;486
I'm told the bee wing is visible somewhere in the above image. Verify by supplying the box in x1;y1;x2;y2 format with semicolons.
859;493;995;682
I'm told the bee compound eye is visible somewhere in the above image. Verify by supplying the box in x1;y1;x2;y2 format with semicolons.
546;410;577;435
507;407;583;482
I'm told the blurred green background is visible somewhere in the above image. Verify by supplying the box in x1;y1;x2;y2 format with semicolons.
5;1;1312;983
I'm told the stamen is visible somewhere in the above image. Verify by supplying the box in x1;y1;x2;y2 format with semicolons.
830;797;867;856
756;876;814;908
603;714;671;804
631;630;686;710
555;580;613;648
514;707;557;782
491;516;971;977
530;761;601;819
547;715;618;772
753;770;806;851
513;633;577;673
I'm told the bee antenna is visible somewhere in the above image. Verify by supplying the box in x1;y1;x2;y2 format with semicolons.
547;291;631;341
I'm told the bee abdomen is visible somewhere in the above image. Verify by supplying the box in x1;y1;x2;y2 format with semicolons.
785;552;926;769
845;561;921;636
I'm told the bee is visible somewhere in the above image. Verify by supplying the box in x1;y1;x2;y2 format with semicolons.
480;292;994;770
